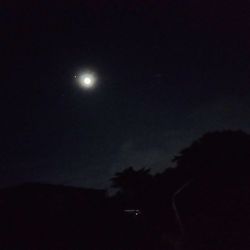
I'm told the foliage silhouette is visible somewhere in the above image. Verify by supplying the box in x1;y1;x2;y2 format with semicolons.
111;167;152;192
172;130;250;250
173;130;250;180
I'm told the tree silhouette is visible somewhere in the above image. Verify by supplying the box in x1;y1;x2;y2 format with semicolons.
108;131;250;250
111;167;185;249
172;130;250;250
173;130;250;180
111;167;153;200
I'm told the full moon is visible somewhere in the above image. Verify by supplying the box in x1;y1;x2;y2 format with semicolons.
76;72;96;89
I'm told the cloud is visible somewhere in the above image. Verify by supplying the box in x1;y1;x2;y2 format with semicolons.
108;95;250;180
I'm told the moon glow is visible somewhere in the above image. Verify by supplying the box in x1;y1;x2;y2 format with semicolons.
76;72;96;89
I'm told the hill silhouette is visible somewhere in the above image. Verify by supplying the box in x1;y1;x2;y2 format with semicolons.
0;183;158;250
0;183;110;249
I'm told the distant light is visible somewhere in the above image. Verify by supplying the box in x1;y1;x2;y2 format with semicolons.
124;209;141;216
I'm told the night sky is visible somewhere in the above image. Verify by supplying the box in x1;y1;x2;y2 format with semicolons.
1;0;250;188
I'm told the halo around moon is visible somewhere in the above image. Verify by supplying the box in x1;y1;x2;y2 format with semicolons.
75;72;97;89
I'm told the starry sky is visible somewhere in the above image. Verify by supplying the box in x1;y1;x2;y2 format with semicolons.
1;0;250;188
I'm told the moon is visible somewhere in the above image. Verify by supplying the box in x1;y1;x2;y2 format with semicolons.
75;72;97;89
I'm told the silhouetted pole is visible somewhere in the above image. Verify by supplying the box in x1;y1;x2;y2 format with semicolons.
172;179;193;235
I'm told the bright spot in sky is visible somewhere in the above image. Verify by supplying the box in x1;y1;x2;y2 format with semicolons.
76;72;96;89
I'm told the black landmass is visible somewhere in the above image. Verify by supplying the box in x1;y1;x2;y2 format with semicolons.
1;130;250;250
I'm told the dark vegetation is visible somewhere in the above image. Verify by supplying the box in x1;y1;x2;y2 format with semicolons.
1;130;250;249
